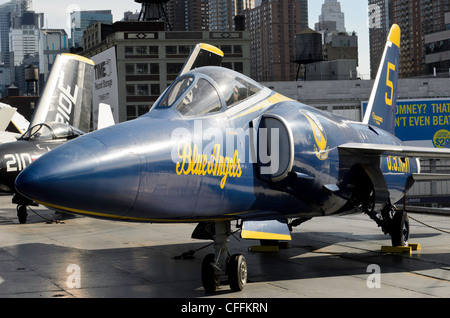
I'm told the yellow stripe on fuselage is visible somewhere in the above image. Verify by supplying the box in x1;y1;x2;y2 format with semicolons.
235;93;293;119
35;200;234;223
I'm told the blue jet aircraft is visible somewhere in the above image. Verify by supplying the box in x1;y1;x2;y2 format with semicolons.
15;25;450;292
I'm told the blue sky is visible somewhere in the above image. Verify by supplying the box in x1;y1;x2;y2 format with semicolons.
1;0;371;79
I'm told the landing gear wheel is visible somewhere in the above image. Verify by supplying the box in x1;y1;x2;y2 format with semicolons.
390;211;409;247
17;205;27;224
201;253;220;293
228;254;247;292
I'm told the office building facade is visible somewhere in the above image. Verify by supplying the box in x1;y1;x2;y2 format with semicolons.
70;10;113;48
244;0;308;81
371;0;450;78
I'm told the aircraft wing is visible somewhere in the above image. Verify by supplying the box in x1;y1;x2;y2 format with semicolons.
11;111;30;134
339;142;450;159
0;103;16;131
339;143;450;181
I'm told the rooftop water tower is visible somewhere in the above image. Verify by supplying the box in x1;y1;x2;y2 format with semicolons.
135;0;171;29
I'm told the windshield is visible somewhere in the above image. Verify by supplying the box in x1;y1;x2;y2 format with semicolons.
20;124;53;141
153;66;263;117
176;78;221;116
197;67;263;108
157;76;194;108
20;122;83;141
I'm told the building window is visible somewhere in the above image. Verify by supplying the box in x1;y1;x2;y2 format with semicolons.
136;63;149;75
135;46;148;55
125;63;135;75
137;84;149;96
179;45;190;55
167;63;183;74
150;84;160;96
166;46;177;55
150;63;159;74
127;105;151;121
125;46;134;55
126;84;135;96
149;46;159;55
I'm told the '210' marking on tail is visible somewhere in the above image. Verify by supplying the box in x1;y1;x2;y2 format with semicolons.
56;71;79;124
385;62;396;106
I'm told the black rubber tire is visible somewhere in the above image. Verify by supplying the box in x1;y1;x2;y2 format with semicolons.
228;254;247;292
201;253;220;293
391;211;409;247
17;205;27;224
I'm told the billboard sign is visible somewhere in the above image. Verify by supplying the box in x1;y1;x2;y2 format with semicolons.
362;98;450;148
92;46;119;129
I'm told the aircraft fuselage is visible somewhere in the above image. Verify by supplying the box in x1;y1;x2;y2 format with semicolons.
15;96;419;222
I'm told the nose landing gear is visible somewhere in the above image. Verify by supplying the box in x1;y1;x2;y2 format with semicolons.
201;221;248;293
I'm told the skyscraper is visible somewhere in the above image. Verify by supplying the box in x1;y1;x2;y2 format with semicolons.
209;0;255;31
368;0;392;79
9;11;43;67
0;0;32;67
70;10;113;48
369;0;450;78
244;0;308;81
392;0;450;77
166;0;210;31
315;0;346;34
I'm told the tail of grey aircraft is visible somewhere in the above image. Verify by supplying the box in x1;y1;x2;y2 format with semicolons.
30;53;94;133
363;24;400;135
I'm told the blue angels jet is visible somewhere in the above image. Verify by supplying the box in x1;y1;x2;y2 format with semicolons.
15;26;450;292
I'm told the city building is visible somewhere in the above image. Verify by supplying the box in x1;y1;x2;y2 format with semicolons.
301;0;357;81
0;0;32;67
315;0;346;36
425;12;450;76
166;0;210;31
209;0;255;31
392;0;450;78
70;10;113;48
39;29;69;81
244;0;308;81
8;11;43;67
368;0;392;79
81;21;251;122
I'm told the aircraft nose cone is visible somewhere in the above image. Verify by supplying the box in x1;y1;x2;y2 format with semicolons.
16;131;142;216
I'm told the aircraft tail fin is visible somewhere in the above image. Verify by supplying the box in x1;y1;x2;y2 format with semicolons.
179;43;224;76
30;53;95;132
363;24;401;135
97;103;115;130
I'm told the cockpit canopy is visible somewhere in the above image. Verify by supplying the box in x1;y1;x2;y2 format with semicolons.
154;66;263;117
19;122;84;141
